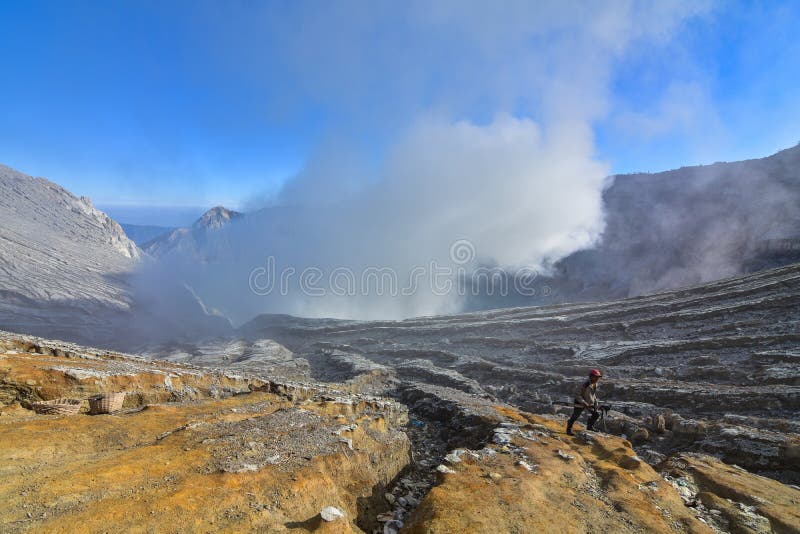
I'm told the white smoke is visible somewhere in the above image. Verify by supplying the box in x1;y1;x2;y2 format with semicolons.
135;1;712;324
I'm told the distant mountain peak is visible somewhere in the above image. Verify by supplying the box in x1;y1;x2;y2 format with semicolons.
193;206;242;231
144;206;244;259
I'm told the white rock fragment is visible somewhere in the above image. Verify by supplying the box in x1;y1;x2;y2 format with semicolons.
436;464;456;474
492;425;518;443
517;460;536;471
320;506;345;522
493;432;512;445
557;449;575;461
233;463;259;473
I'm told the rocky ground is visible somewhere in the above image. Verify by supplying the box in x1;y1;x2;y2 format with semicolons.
1;324;798;532
0;333;411;533
147;263;800;487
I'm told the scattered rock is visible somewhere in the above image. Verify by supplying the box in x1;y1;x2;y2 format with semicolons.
637;448;666;466
444;453;461;464
404;494;420;507
655;414;666;434
631;428;650;442
557;449;575;461
517;460;536;472
492;432;512;445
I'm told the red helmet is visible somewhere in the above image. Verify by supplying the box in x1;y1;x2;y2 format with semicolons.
589;369;602;378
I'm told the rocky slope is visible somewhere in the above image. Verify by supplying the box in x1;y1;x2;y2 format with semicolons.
543;143;800;304
0;331;410;533
165;261;800;486
1;331;798;533
405;407;800;534
0;166;236;347
0;165;140;340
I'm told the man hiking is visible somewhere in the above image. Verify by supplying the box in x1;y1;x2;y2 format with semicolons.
566;369;602;436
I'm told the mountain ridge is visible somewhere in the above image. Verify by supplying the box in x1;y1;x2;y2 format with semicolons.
0;164;141;337
467;143;800;310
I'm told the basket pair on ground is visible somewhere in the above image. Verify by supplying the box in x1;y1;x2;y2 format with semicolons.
30;392;126;416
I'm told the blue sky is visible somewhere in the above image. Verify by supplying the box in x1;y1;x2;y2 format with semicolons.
1;1;799;226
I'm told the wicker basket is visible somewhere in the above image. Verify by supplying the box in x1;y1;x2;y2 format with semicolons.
31;398;82;416
88;392;126;414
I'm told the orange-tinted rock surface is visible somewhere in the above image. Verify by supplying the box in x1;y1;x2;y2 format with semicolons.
2;332;800;534
404;407;800;534
0;332;264;409
662;453;800;534
0;339;410;533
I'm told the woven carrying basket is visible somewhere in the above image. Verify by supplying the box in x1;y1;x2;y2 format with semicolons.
88;392;126;414
31;398;82;416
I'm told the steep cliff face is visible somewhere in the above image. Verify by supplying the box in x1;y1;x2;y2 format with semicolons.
0;165;140;340
0;166;237;348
